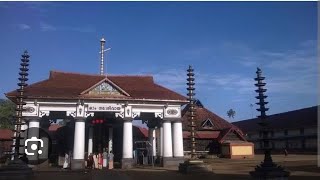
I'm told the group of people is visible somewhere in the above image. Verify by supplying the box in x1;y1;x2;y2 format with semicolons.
61;149;114;170
86;150;114;170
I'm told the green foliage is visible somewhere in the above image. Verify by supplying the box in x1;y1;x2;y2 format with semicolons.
0;99;15;129
227;108;236;119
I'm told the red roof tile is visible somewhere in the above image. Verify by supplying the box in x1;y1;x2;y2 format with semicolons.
0;129;13;140
183;131;220;139
48;124;62;131
133;126;148;138
182;104;235;131
6;71;187;102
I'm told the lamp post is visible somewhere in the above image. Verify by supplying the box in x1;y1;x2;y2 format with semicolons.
187;65;197;159
250;67;290;179
0;51;32;179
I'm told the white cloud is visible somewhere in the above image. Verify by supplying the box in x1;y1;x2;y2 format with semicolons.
40;22;56;31
39;22;95;33
16;24;31;30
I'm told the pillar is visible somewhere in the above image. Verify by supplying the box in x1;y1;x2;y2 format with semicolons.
163;120;173;163
108;127;113;153
71;118;86;170
156;128;161;157
88;126;93;155
160;125;164;157
121;119;133;168
148;128;156;157
26;119;40;164
172;121;184;158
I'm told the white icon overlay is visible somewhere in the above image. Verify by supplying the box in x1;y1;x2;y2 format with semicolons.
25;137;44;155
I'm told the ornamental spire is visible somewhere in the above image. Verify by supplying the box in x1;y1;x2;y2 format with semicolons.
254;67;269;120
187;65;196;159
250;67;290;178
12;50;30;159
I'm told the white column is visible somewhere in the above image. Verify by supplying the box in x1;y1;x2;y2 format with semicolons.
148;128;156;157
88;126;93;155
160;125;164;157
72;118;85;169
122;120;133;159
173;121;184;157
29;121;40;129
163;120;173;157
108;127;113;153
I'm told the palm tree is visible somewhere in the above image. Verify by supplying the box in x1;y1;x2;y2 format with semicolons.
227;109;236;119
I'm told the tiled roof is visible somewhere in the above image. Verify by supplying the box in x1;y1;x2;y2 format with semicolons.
133;126;148;138
183;131;220;139
181;103;235;131
48;124;62;131
217;127;246;143
0;129;13;140
6;71;187;102
232;106;318;133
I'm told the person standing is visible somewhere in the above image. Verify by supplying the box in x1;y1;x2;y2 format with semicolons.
108;151;114;169
63;153;69;169
98;153;103;169
103;149;108;168
93;153;98;169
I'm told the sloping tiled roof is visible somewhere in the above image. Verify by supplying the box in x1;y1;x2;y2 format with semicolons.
217;127;247;143
133;126;148;138
0;129;13;140
183;131;220;139
232;106;318;133
182;103;234;131
48;124;62;131
6;71;187;102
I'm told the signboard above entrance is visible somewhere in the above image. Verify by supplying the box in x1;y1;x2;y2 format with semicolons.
87;104;122;112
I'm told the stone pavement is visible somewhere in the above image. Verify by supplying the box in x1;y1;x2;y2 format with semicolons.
30;154;319;180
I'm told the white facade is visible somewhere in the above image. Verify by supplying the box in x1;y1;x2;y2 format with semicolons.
22;99;185;169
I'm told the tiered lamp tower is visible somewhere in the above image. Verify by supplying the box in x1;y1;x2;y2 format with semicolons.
0;51;32;179
187;65;197;159
250;67;290;179
179;65;209;173
12;51;30;159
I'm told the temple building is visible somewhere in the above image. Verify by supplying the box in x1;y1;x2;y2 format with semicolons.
5;70;187;169
181;100;254;159
2;38;255;169
233;106;318;154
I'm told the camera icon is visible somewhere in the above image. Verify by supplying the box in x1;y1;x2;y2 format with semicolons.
25;137;43;156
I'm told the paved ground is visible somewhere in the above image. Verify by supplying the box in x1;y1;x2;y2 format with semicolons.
31;154;319;180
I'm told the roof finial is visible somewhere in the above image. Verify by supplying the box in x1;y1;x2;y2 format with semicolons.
99;37;111;76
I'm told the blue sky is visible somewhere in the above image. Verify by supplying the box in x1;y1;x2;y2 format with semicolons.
0;2;317;122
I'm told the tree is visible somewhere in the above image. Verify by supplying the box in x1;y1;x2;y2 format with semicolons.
0;99;15;129
227;108;236;119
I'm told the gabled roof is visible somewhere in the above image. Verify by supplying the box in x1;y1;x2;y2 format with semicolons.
217;127;247;143
201;118;214;128
6;71;187;102
182;103;235;131
232;106;319;133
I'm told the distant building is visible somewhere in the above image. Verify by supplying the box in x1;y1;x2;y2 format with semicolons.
181;100;254;159
232;106;318;154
